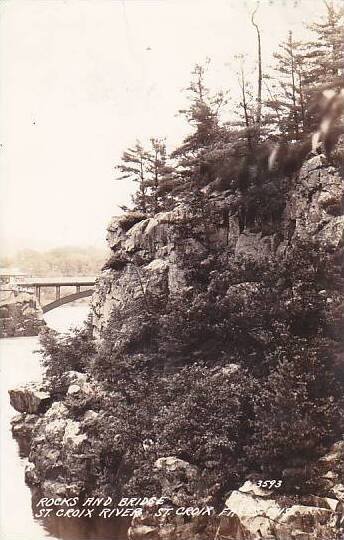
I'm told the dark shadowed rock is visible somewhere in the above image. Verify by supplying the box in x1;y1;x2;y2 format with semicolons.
9;383;51;414
218;484;342;540
154;456;202;506
0;290;45;337
11;413;39;457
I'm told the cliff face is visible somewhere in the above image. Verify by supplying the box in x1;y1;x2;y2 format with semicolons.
89;153;344;539
92;154;344;340
11;153;344;540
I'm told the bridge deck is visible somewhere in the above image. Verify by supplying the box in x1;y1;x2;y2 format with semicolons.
16;276;96;287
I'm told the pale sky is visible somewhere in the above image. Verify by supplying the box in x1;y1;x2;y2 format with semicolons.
0;0;327;254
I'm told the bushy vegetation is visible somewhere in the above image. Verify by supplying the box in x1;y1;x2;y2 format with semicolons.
39;315;96;394
39;229;344;501
38;3;344;506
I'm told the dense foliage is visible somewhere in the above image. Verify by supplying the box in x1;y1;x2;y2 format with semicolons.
39;3;344;506
39;229;344;501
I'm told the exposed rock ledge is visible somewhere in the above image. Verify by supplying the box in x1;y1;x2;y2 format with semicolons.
0;290;45;337
9;382;51;414
92;154;344;339
10;371;104;499
128;471;344;540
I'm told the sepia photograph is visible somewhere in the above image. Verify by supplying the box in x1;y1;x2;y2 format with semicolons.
0;0;343;539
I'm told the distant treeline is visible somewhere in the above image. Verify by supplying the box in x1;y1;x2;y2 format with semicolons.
1;246;107;277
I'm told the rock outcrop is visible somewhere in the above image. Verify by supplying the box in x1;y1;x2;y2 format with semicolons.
9;382;51;414
216;484;341;540
127;456;344;540
10;372;105;498
284;155;344;251
91;154;344;539
92;207;192;338
92;154;344;340
0;289;45;337
11;413;40;457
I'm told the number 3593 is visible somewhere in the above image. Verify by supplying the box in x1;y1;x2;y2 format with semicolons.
257;480;282;488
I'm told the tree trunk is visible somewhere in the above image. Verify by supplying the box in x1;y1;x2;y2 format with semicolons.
251;6;262;136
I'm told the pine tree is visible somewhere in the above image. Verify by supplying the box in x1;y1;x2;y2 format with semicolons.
145;138;176;213
116;141;149;213
302;1;344;130
306;1;344;88
171;61;226;184
116;139;176;214
266;31;307;141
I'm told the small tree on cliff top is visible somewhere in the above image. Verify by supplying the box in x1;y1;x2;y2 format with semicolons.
172;61;227;184
116;138;176;214
116;141;149;213
266;31;307;141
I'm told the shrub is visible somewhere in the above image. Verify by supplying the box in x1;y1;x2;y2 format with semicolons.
246;339;343;493
38;314;96;395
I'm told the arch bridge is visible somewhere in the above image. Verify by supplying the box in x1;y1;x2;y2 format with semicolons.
17;276;96;313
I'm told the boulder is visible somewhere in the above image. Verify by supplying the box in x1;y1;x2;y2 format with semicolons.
154;457;201;506
277;505;336;537
238;480;274;498
9;383;51;414
154;456;199;477
221;363;241;377
224;490;282;538
41;480;84;498
25;462;40;485
220;485;342;540
67;384;81;395
128;524;158;539
82;409;99;427
11;413;39;457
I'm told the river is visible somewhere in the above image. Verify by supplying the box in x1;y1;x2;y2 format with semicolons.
0;303;129;540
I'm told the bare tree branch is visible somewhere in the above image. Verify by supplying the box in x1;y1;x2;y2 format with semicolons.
251;3;262;132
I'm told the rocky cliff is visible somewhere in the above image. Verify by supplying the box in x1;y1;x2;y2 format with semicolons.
10;152;344;539
0;289;45;337
93;154;344;338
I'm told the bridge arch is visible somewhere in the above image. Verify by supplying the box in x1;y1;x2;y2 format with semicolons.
14;276;96;314
42;289;94;313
